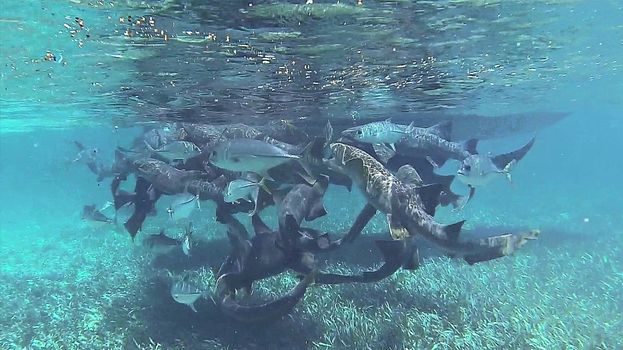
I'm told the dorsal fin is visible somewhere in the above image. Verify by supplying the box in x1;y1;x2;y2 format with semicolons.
415;183;444;216
463;139;479;155
251;214;272;235
428;121;452;140
396;165;423;185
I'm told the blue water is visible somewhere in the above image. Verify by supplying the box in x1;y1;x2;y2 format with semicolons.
1;1;622;349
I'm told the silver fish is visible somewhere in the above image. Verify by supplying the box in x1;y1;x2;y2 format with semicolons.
171;276;203;312
223;178;263;215
457;155;513;187
209;139;300;178
457;138;535;188
341;119;414;150
167;193;200;221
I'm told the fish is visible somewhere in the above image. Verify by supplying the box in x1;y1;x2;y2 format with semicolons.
324;142;456;241
170;275;203;312
143;225;193;256
146;140;201;161
209;139;301;179
457;138;536;205
391;126;479;168
167;193;200;221
222;176;266;215
275;175;329;246
297;111;568;141
395;164;464;209
134;158;205;195
341;118;414;152
81;204;114;225
216;214;335;298
218;270;316;323
320;142;535;262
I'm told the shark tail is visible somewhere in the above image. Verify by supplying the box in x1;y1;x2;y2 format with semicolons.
415;183;444;216
463;138;479;155
442;220;465;242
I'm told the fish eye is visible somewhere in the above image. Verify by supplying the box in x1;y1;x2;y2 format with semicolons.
357;130;363;135
464;165;471;171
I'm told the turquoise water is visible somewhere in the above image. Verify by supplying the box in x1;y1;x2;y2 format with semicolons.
1;1;622;349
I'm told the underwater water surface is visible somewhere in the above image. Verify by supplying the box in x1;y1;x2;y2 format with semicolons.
1;0;622;349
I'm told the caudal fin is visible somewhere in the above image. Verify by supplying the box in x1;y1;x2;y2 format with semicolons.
442;220;465;242
415;183;444;216
491;137;536;169
463;139;479;155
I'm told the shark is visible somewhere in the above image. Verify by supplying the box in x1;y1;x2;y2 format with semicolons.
319;142;538;263
274;174;329;246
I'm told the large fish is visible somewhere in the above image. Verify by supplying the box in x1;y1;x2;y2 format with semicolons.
209;139;302;179
134;158;205;195
341;119;414;151
299;111;568;141
325;142;456;241
275;175;329;245
321;142;537;262
219;270;316;323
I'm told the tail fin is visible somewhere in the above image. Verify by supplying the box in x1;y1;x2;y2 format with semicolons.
113;190;135;210
401;240;420;270
124;211;146;240
463;139;479;155
251;214;272;236
442;220;465;242
491;137;536;169
415;183;444;215
375;240;405;265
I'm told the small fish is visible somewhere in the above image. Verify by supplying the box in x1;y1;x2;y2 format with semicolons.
143;227;192;256
457;155;514;187
167;193;200;221
146;140;201;161
143;229;181;255
82;204;114;225
209;139;300;179
341;119;414;151
171;275;203;312
457;138;535;208
182;223;193;257
223;177;265;215
457;138;535;188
